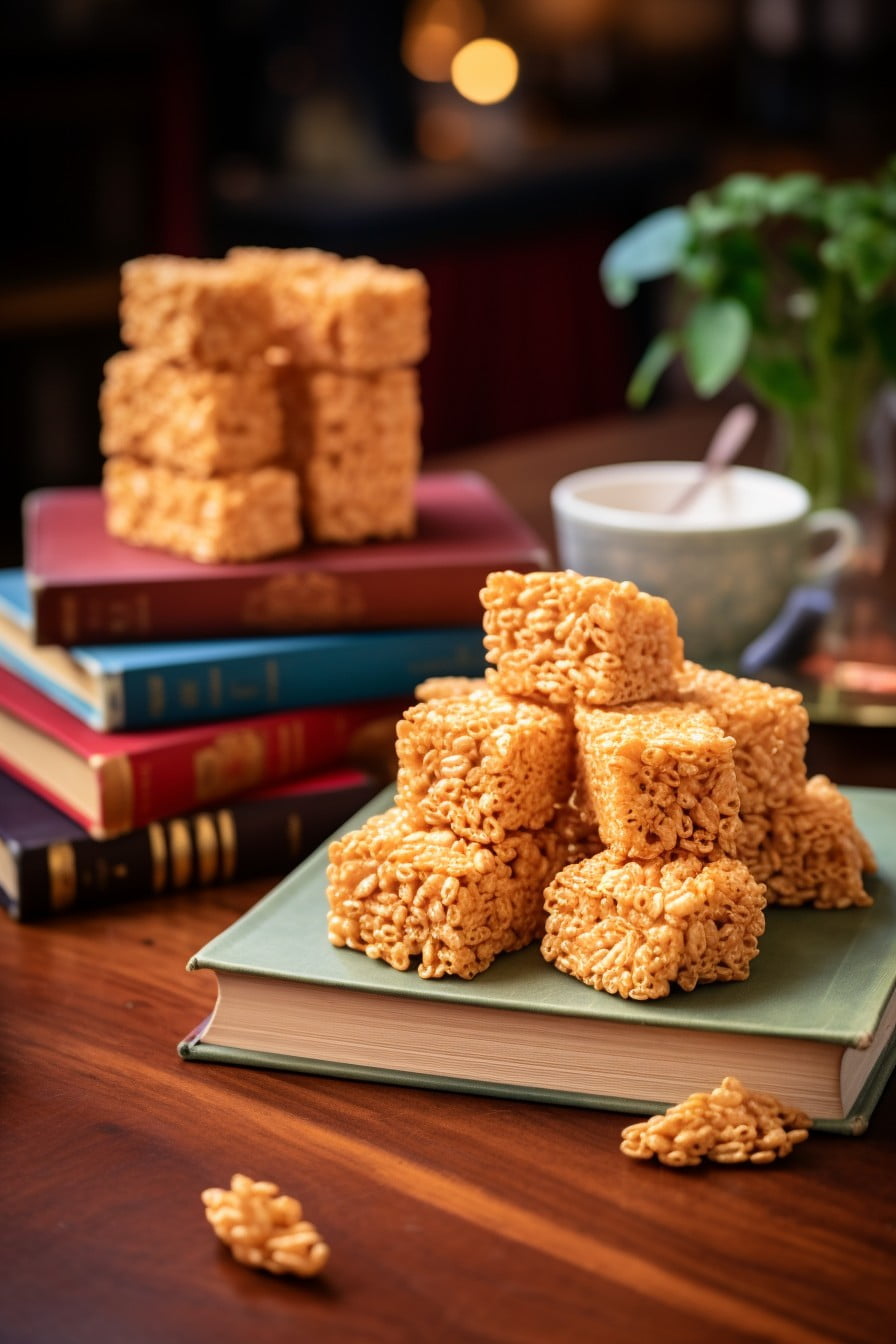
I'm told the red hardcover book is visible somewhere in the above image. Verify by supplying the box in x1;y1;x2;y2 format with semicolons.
24;472;550;646
0;665;404;838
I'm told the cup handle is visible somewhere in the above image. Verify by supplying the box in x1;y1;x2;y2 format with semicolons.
801;507;861;582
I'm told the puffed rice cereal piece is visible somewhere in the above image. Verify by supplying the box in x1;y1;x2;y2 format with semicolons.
201;1174;330;1276
739;774;875;908
676;662;808;812
575;700;741;860
481;570;683;708
620;1076;811;1167
395;689;574;844
542;850;766;999
327;805;566;978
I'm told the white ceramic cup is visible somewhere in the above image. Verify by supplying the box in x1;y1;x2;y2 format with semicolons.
551;461;860;667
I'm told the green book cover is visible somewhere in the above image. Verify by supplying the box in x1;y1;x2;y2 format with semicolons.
180;785;896;1134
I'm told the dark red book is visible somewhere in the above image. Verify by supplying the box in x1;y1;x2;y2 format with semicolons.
24;471;549;646
0;765;381;922
0;664;404;838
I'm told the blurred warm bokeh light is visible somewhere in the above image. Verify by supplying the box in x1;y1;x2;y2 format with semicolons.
451;37;519;105
401;0;486;83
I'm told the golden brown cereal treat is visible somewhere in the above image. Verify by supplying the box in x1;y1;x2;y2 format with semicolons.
327;806;565;979
201;1174;329;1277
481;570;683;709
575;701;741;860
274;361;421;542
120;255;272;368
740;774;874;908
414;676;489;702
395;690;575;845
541;850;766;999
620;1076;811;1167
676;661;808;812
229;247;430;372
100;350;283;478
103;456;301;563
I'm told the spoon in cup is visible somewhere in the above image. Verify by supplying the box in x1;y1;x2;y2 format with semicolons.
665;403;758;515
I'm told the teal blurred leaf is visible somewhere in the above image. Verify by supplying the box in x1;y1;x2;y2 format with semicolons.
600;207;691;307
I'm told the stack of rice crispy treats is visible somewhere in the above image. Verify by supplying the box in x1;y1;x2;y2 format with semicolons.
100;249;429;562
327;570;875;997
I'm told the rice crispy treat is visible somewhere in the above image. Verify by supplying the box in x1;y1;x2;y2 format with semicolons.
228;247;430;372
120;255;272;368
481;571;683;709
414;676;489;702
575;701;741;860
395;689;575;844
541;849;766;999
100;349;283;478
274;361;421;542
103;456;301;563
620;1077;811;1167
676;661;808;812
326;805;565;979
739;774;875;909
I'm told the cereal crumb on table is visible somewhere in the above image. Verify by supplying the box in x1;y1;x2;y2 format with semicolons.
201;1174;329;1277
620;1076;811;1167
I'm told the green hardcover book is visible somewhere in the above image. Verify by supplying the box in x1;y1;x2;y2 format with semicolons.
180;785;896;1135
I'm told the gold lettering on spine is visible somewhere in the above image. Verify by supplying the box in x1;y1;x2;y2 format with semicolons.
148;823;167;891
168;820;193;888
193;814;219;885
217;810;237;880
47;844;77;911
92;754;135;834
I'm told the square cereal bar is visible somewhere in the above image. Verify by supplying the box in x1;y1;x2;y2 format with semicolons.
676;661;808;812
120;255;272;367
481;571;683;708
541;850;766;999
575;700;741;859
396;688;574;844
229;247;429;372
100;350;283;478
274;361;421;542
738;774;874;909
326;806;564;979
103;456;300;563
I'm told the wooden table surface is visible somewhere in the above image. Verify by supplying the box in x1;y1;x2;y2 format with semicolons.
3;406;895;1344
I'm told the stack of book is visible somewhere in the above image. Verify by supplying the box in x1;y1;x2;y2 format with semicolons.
1;471;548;920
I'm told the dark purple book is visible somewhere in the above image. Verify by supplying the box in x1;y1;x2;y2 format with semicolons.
0;766;380;921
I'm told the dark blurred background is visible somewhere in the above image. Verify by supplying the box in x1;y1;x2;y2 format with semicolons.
2;0;895;563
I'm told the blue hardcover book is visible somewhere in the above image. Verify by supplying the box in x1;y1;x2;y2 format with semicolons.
0;570;486;731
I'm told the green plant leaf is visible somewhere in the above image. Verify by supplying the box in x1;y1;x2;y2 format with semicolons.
626;332;680;408
600;207;691;307
743;352;816;410
682;298;751;397
766;172;823;217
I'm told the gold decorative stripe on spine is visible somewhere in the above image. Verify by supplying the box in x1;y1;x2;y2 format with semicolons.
148;823;167;892
168;819;194;888
92;754;135;834
193;814;220;886
217;809;237;880
47;843;77;912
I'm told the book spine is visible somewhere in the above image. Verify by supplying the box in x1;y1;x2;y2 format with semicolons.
115;627;486;729
6;776;379;921
31;554;543;646
94;699;403;837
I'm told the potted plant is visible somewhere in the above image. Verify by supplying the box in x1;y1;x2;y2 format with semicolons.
600;160;896;511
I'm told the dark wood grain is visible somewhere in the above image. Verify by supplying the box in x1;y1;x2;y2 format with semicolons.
3;408;895;1344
